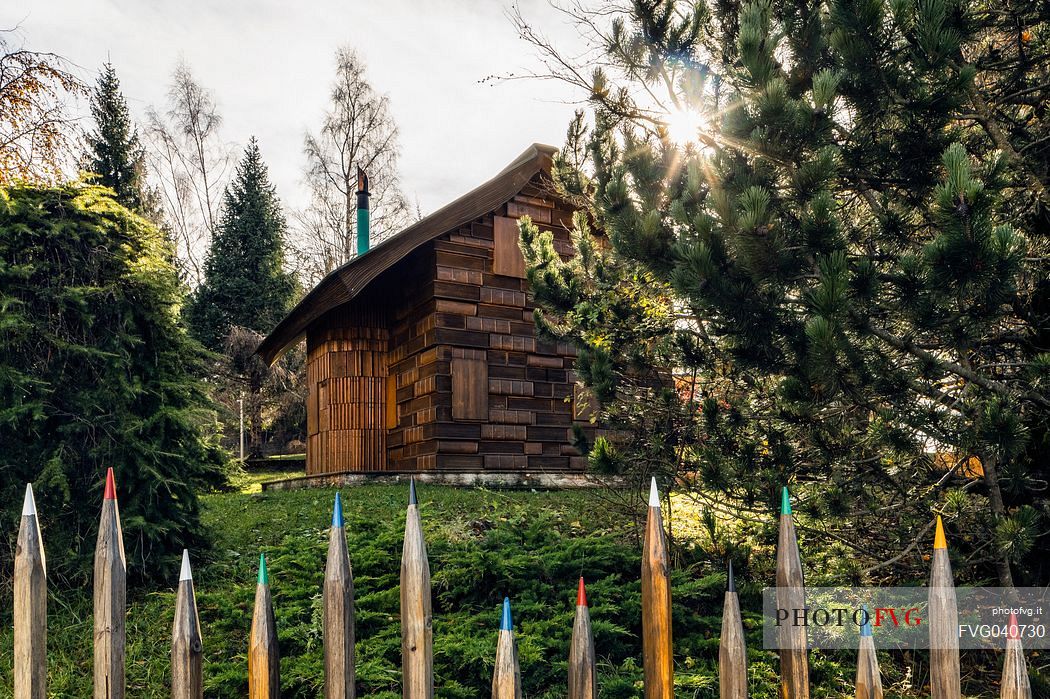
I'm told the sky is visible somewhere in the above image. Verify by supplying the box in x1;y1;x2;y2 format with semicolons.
5;0;587;215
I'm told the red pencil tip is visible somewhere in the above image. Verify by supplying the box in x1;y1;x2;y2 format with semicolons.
577;576;587;606
103;467;116;500
1009;612;1019;640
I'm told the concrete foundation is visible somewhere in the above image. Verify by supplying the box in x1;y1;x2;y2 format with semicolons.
260;469;622;492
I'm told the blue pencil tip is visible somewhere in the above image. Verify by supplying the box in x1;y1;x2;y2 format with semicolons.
409;478;417;506
860;604;872;637
500;597;513;631
332;492;343;527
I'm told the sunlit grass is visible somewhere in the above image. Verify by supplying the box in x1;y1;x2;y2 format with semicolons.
229;459;305;493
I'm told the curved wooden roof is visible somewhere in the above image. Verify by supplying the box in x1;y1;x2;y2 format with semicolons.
257;143;556;364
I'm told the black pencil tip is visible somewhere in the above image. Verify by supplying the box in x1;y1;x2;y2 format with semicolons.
409;477;417;506
727;559;735;592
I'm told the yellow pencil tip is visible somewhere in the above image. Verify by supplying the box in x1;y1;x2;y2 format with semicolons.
934;515;947;550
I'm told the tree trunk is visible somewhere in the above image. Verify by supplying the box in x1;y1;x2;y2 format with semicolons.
980;451;1015;587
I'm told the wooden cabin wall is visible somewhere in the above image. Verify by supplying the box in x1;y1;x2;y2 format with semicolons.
305;306;389;474
386;174;594;472
386;249;445;471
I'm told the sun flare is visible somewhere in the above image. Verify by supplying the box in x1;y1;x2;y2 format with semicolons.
664;108;708;144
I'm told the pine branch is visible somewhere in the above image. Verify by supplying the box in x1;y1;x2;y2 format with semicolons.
957;68;1050;208
862;321;1050;409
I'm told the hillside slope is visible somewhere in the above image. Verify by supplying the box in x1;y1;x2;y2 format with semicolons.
0;484;900;697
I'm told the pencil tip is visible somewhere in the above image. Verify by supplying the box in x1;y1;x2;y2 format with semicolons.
409;477;417;506
22;483;36;517
501;597;513;631
649;477;660;507
180;549;192;581
257;553;268;586
934;515;947;550
781;486;791;515
103;467;116;500
1009;612;1019;640
332;492;343;527
727;560;735;592
577;577;587;606
860;604;872;637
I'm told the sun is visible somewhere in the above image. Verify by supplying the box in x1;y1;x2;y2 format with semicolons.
664;107;708;144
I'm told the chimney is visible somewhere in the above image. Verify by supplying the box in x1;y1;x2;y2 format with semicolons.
356;167;370;256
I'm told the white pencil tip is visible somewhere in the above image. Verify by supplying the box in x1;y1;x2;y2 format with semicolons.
649;477;660;507
22;483;37;517
179;549;192;581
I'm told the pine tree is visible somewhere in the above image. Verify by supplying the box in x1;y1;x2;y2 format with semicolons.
188;138;297;350
0;182;228;584
521;0;1050;590
84;63;154;213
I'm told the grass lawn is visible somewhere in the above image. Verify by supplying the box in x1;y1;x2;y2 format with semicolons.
0;484;932;697
230;459;306;493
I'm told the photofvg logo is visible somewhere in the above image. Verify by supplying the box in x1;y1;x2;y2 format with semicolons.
773;604;923;630
760;587;1050;650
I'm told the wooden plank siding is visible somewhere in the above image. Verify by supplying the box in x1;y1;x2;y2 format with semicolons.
303;172;597;474
306;307;390;474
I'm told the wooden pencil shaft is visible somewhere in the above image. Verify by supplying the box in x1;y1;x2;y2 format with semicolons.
855;636;882;699
325;527;355;699
719;591;747;699
249;584;280;699
172;579;204;699
929;549;959;699
776;514;809;699
401;503;433;699
14;511;47;699
642;505;674;699
491;630;522;699
95;499;127;699
568;604;597;699
1001;638;1032;699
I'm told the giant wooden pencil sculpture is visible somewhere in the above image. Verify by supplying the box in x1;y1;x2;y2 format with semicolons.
249;553;280;699
719;561;747;699
401;479;433;699
95;467;126;699
491;598;522;699
928;516;959;699
855;606;882;699
14;483;47;699
1001;613;1032;699
325;493;355;699
568;577;597;699
776;487;809;699
172;550;204;699
642;477;674;699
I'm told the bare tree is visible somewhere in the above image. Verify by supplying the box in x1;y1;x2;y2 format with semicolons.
0;30;83;185
297;47;412;282
143;60;232;286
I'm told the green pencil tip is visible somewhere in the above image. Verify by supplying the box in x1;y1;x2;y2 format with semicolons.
781;486;792;515
257;553;268;586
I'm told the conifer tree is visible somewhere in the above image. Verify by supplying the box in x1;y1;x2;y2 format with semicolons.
520;0;1050;588
84;63;154;213
188;138;296;350
0;182;227;584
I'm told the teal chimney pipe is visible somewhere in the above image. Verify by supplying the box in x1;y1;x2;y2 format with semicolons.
356;167;370;256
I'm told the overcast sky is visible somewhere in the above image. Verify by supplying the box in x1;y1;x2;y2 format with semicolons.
5;0;587;215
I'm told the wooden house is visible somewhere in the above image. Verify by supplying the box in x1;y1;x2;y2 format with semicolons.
257;144;593;474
